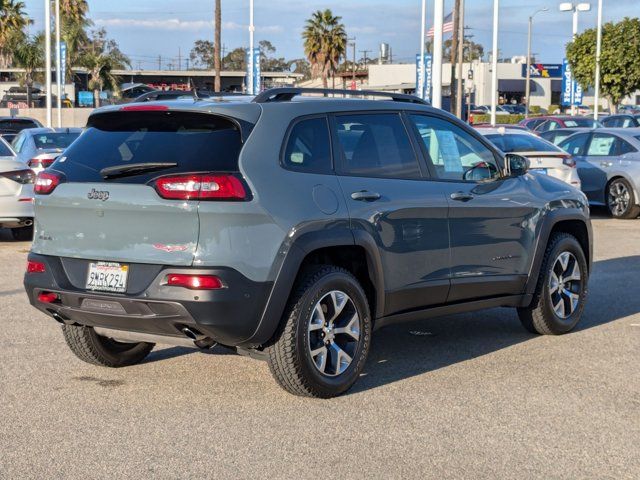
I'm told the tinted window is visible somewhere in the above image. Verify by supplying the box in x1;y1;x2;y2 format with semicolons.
52;111;244;184
0;119;40;132
564;118;600;128
587;133;616;156
0;140;13;156
617;138;636;155
334;113;420;179
485;133;562;153
410;114;499;181
559;133;590;156
283;117;331;173
33;132;80;149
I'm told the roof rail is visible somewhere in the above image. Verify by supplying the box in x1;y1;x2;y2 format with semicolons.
252;87;429;105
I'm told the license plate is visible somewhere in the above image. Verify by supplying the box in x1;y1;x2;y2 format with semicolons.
531;168;548;175
86;262;128;293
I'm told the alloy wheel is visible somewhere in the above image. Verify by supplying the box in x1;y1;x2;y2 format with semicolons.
307;290;361;377
608;180;630;217
548;251;582;319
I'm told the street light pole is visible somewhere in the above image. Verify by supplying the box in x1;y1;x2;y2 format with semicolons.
559;2;591;115
418;0;426;100
593;0;603;120
432;0;444;109
490;0;499;126
525;7;548;118
248;0;255;95
44;0;52;127
55;0;62;127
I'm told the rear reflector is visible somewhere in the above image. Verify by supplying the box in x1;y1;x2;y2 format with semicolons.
38;292;58;303
154;174;247;200
120;105;169;112
34;171;61;194
27;260;46;273
165;274;224;290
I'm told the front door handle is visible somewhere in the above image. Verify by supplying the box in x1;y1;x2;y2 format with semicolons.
450;192;474;202
351;190;381;202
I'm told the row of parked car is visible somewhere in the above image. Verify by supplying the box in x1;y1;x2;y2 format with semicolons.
0;117;81;239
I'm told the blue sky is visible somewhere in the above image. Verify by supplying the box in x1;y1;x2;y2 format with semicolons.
22;0;634;69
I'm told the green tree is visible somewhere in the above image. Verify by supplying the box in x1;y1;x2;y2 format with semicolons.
189;39;214;69
0;0;30;68
259;40;288;72
81;29;130;106
12;35;43;107
566;17;640;111
60;0;91;83
302;9;347;87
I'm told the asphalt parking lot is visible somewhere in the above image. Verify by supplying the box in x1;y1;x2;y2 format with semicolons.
0;211;638;479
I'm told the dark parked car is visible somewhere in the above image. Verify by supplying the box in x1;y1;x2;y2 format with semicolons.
600;114;640;128
24;88;592;398
0;117;43;135
539;127;592;145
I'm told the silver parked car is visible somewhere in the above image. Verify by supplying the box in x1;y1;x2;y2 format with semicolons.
11;128;82;173
0;137;35;240
558;128;640;218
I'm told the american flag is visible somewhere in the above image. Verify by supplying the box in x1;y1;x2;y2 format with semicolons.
427;11;454;37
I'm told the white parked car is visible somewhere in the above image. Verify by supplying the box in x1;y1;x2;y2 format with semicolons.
478;127;582;189
0;137;34;240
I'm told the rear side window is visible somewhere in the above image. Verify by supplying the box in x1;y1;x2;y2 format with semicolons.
559;133;589;156
333;113;421;179
485;133;562;153
283;117;331;174
33;132;80;149
0;140;13;156
52;111;244;184
587;133;616;156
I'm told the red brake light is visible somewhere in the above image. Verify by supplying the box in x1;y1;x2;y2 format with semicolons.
34;171;61;194
27;260;46;273
38;292;58;303
165;274;224;290
120;105;169;112
154;174;247;200
29;158;55;169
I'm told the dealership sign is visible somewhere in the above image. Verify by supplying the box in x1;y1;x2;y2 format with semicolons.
521;63;563;78
561;59;583;106
245;47;261;95
415;53;432;102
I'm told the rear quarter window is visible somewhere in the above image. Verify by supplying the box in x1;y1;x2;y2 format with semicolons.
52;111;246;184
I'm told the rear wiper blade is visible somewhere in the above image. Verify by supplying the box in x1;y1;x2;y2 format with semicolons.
100;162;177;179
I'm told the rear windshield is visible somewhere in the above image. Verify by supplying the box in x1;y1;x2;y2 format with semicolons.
485;134;562;153
52;111;244;183
564;118;600;128
0;119;40;132
33;132;80;149
0;140;13;156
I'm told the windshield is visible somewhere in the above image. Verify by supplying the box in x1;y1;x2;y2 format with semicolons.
564;118;601;128
33;132;80;149
485;134;562;153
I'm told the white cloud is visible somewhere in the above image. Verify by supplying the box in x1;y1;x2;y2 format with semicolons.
94;18;282;33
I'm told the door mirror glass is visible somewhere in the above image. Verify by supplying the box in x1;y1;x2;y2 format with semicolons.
506;154;529;176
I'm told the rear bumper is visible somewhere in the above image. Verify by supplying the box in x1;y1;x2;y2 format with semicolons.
24;253;273;347
0;194;34;228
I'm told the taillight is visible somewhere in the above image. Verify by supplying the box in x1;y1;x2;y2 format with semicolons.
27;260;46;273
121;105;168;112
38;292;58;303
28;158;55;169
153;174;247;200
1;169;35;184
34;171;61;194
165;274;224;290
562;156;576;168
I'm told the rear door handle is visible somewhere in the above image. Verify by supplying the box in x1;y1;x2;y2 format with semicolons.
600;161;613;168
351;190;381;202
450;192;474;202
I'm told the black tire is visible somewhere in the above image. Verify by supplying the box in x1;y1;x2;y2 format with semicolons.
518;233;588;335
62;324;154;367
266;265;372;398
11;225;33;241
607;178;640;219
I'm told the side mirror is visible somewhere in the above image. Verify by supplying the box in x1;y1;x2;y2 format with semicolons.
506;154;529;177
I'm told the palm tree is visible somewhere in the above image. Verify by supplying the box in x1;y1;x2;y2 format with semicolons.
81;30;130;107
214;0;221;92
61;0;91;84
60;0;89;24
302;9;347;88
12;36;43;107
0;0;31;68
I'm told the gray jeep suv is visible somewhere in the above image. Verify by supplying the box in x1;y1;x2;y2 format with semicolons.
24;88;592;398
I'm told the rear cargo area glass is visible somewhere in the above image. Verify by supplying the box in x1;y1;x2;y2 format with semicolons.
52;111;243;183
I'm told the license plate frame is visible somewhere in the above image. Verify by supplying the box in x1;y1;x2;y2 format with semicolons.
86;261;129;293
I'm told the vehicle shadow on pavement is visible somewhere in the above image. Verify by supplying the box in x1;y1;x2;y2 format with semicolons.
350;255;640;395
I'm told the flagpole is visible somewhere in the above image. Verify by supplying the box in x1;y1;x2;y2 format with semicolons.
248;0;255;95
419;0;426;99
432;0;444;109
44;0;52;127
55;0;62;127
490;0;499;126
593;0;603;120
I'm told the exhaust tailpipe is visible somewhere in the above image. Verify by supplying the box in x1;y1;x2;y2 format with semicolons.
181;327;217;349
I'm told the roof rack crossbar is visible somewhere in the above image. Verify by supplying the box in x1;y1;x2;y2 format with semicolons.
252;87;429;105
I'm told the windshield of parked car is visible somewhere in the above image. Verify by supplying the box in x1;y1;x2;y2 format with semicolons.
0;119;40;132
33;132;81;149
484;133;562;153
564;118;601;128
